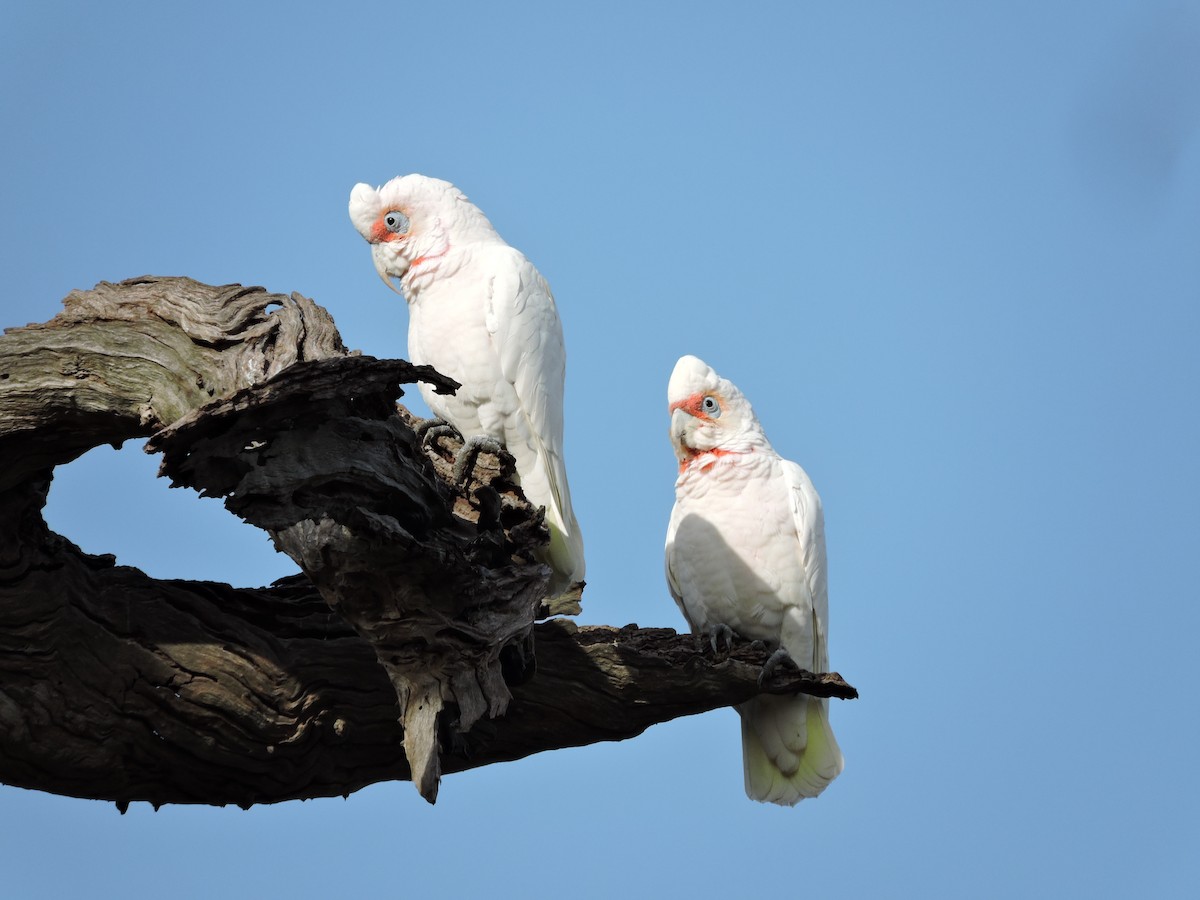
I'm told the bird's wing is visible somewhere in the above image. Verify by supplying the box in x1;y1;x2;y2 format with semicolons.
780;459;829;672
482;244;582;580
663;506;689;623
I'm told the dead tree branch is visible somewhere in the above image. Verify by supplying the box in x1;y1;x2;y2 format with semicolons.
0;277;857;808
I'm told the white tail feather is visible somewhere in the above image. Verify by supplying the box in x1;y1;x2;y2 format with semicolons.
739;694;844;806
518;426;585;593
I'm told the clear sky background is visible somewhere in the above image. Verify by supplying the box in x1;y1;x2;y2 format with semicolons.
2;2;1198;897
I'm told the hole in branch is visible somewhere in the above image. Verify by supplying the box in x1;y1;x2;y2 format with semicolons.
43;443;299;587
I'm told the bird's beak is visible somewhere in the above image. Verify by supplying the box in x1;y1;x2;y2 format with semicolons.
669;407;694;461
371;247;407;296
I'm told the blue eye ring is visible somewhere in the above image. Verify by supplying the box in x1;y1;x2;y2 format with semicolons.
383;210;410;234
701;396;720;417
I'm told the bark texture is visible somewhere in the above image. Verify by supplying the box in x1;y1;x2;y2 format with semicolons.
0;276;857;808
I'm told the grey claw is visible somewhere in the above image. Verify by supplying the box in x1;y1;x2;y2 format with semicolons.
413;416;459;449
451;434;506;484
708;623;735;655
758;648;795;687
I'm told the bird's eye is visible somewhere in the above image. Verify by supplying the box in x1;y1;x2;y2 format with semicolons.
383;210;410;234
701;396;721;417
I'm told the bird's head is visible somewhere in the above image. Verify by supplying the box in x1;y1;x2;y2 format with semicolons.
348;173;482;294
668;355;770;468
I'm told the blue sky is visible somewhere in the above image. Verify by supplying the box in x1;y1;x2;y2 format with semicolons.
3;2;1198;897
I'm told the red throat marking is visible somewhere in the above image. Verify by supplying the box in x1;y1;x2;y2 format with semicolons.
678;447;740;474
408;242;450;273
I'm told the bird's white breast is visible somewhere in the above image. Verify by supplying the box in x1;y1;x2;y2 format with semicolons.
668;452;808;642
406;265;517;439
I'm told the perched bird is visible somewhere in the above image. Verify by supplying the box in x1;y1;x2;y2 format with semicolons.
348;174;584;598
664;355;843;804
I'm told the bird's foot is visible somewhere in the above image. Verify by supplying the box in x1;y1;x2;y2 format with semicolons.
452;434;507;485
412;416;460;450
705;624;734;657
758;648;798;687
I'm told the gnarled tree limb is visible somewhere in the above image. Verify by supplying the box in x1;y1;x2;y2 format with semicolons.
0;276;857;808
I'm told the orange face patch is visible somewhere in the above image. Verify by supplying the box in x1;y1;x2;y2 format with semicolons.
671;393;735;473
669;392;721;422
370;213;407;244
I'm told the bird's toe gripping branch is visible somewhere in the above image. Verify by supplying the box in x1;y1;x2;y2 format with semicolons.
451;434;509;486
757;648;799;687
700;623;737;655
413;416;459;449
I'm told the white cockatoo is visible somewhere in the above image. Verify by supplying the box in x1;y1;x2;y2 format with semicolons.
664;355;843;804
348;174;584;598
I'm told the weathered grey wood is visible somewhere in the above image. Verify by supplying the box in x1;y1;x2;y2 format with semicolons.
147;354;552;803
0;480;854;809
0;277;346;492
0;276;858;809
